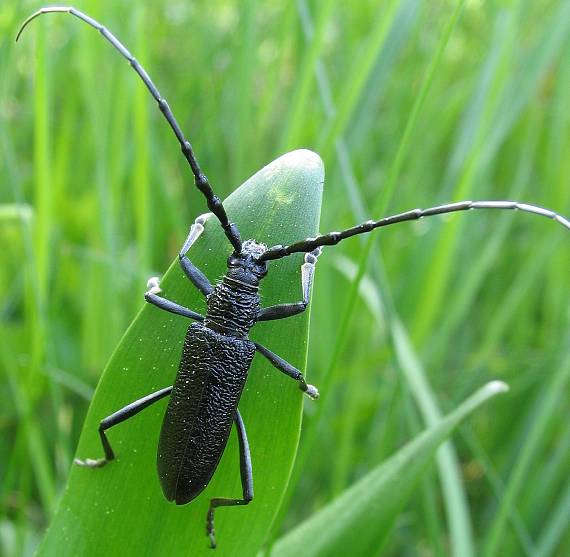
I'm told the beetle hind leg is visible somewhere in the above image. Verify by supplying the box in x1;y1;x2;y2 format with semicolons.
206;409;253;549
75;385;172;468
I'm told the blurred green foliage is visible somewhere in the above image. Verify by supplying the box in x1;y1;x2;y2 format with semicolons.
1;0;570;555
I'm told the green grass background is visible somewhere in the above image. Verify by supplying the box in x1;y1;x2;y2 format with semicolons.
1;0;570;555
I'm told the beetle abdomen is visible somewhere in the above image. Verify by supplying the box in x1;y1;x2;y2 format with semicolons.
157;322;255;505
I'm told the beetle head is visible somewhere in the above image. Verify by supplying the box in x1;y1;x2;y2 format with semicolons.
226;239;268;286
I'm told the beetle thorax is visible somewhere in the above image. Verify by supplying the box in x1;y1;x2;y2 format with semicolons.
203;239;267;338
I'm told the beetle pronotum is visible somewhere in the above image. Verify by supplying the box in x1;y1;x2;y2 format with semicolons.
18;5;570;549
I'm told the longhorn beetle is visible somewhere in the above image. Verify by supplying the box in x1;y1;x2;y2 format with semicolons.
18;6;570;550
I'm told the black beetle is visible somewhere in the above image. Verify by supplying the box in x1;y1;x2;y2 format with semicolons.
17;5;570;549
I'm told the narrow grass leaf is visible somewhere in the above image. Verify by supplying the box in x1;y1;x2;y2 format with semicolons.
482;347;570;557
316;0;400;159
271;381;509;557
534;479;570;557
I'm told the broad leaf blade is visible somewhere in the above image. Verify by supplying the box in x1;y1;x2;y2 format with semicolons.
38;150;323;557
271;381;509;557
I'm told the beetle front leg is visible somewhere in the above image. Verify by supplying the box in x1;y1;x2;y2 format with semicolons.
145;277;204;321
206;409;253;549
254;342;319;399
179;213;214;297
257;247;322;321
75;385;173;468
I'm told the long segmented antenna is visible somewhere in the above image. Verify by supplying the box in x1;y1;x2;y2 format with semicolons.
17;6;242;253
259;200;570;261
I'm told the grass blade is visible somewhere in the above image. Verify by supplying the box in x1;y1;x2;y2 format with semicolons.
271;381;509;557
482;346;570;557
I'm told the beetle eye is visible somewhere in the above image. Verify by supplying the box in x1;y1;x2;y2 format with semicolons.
227;255;240;267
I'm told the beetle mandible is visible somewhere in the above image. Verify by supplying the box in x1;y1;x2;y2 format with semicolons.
17;6;570;550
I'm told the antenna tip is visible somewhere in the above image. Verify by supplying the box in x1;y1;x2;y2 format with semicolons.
15;22;27;42
16;7;73;43
15;10;40;42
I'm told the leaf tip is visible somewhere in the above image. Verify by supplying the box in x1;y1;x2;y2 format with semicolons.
272;149;324;178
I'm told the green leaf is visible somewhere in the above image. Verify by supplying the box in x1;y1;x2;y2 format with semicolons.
270;381;509;557
38;150;324;557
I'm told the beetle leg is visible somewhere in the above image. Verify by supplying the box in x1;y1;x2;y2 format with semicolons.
254;343;319;399
179;213;214;297
144;277;204;321
257;247;322;321
74;386;173;468
206;409;253;549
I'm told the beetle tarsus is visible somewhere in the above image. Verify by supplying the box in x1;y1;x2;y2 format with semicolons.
180;213;209;257
146;276;162;295
74;457;108;468
304;383;320;400
206;509;217;549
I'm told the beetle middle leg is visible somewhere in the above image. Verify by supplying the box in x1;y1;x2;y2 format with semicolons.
254;343;319;399
75;385;173;468
206;409;253;549
257;247;322;321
